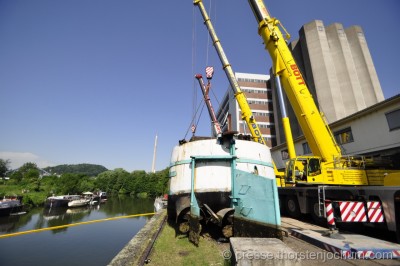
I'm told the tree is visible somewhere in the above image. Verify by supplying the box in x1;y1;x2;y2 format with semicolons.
58;173;88;194
18;162;38;175
0;159;10;177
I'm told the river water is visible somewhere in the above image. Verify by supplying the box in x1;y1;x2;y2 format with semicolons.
0;196;155;266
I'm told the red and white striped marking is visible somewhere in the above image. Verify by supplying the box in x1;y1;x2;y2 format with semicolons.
339;201;367;222
366;201;384;223
323;244;351;258
392;250;400;258
356;250;375;259
205;66;214;79
325;200;335;226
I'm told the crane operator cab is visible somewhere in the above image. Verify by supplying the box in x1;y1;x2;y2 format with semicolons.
285;157;321;184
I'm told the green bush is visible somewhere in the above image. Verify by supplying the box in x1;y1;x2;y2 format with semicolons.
21;192;48;208
136;192;148;199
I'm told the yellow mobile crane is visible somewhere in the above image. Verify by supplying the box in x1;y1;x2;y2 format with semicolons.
247;0;400;241
194;0;400;242
248;0;373;186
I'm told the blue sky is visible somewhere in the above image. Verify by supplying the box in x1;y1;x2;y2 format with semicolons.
1;0;399;172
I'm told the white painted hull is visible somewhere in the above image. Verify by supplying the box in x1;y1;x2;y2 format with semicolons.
68;199;90;208
169;139;274;196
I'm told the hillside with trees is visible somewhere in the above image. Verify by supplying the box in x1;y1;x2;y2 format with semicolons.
43;163;108;176
0;159;169;208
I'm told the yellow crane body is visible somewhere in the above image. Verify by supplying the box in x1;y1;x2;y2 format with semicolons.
248;0;371;185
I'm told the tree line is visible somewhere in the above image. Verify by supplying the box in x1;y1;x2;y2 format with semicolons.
0;159;170;207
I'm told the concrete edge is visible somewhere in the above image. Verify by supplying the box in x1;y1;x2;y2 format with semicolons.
108;209;167;266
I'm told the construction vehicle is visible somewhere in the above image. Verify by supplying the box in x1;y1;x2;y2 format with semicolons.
194;0;400;242
247;0;400;242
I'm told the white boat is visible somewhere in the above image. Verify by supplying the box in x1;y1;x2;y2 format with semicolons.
154;195;167;212
68;198;91;208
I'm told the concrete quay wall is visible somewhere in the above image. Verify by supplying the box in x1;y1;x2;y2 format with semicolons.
108;210;166;266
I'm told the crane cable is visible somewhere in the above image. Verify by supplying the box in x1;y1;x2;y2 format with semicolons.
187;0;220;140
204;1;222;113
192;5;197;128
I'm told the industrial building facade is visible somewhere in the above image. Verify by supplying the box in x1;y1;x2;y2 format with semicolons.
215;72;276;147
275;20;385;145
216;20;385;148
271;95;400;169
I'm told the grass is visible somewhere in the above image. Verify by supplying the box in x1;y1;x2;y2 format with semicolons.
148;222;231;266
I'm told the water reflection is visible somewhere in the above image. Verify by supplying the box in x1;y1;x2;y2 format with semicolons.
0;195;154;235
0;196;155;266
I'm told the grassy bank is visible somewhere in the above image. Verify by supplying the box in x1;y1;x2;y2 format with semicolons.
149;222;230;265
0;184;48;208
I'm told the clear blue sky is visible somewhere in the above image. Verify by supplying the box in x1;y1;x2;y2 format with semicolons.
1;0;399;172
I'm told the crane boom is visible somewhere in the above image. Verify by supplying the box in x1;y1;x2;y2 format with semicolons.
194;0;265;145
248;0;341;162
195;71;222;138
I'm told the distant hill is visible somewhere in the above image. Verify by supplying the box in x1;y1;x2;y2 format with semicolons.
43;164;108;176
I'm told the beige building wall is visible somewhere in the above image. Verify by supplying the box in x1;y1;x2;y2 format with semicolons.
274;20;385;146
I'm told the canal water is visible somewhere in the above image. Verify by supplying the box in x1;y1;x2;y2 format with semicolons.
0;196;155;266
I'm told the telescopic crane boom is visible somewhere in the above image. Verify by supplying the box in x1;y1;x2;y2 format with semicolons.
194;0;265;145
248;0;341;162
194;0;286;178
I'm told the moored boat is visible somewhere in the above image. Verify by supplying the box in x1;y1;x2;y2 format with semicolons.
154;194;168;212
68;192;99;208
68;198;91;208
98;191;107;203
44;195;81;208
0;196;23;217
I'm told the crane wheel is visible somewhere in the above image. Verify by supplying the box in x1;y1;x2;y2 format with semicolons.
310;199;327;226
285;196;301;218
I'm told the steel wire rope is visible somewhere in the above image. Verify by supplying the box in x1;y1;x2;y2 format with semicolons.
191;4;198;133
183;100;206;140
205;1;222;112
187;0;220;140
188;2;208;140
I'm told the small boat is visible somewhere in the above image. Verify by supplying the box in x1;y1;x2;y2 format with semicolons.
0;196;23;217
68;198;91;208
45;195;81;208
99;191;107;203
68;192;100;208
154;194;168;212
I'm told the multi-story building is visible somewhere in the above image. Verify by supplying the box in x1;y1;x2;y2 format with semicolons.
215;72;276;147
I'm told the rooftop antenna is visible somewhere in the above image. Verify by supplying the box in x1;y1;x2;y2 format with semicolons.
151;134;158;173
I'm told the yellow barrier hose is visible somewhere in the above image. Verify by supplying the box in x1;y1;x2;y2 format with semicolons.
0;212;155;239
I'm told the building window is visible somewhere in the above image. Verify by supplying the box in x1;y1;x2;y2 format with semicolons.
281;150;289;160
334;127;354;144
386;109;400;131
302;142;311;154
